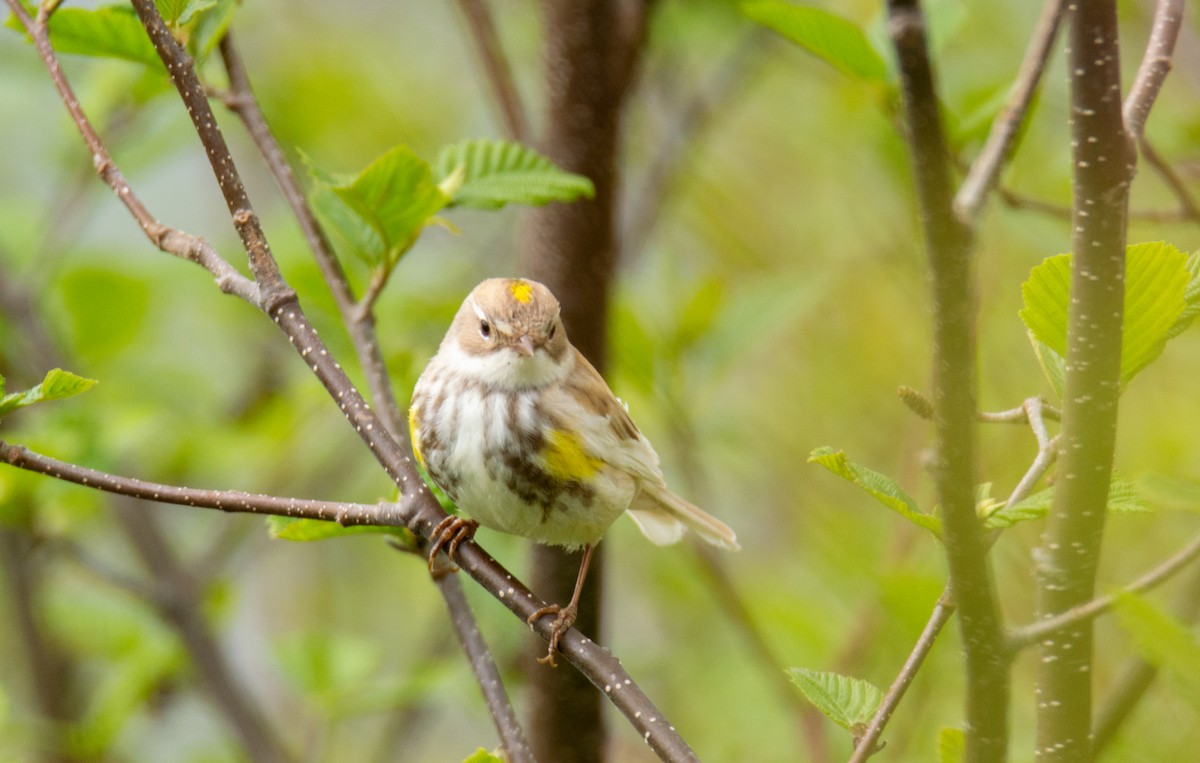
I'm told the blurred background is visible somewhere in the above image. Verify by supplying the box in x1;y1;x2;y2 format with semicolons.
2;0;1199;760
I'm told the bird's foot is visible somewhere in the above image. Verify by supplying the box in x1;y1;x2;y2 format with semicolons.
427;515;478;575
527;602;578;667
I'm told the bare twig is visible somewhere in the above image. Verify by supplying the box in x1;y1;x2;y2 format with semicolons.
1138;136;1200;222
848;593;955;763
214;34;408;441
886;1;1008;758
453;0;530;143
0;440;401;526
954;0;1066;224
433;571;536;763
1011;530;1200;649
1123;0;1184;140
3;0;259;305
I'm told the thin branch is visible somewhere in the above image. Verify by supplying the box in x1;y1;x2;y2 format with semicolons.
3;0;259;304
433;570;536;763
886;1;1008;758
214;33;409;442
453;0;530;143
1137;136;1200;222
848;593;955;763
1011;529;1200;650
1123;0;1184;140
0;440;401;526
953;0;1066;224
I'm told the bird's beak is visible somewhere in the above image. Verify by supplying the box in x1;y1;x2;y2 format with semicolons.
516;334;537;357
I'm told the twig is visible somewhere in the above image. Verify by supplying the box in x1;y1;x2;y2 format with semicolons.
214;34;408;440
848;593;955;763
1123;0;1184;140
0;440;400;525
433;570;536;763
453;0;530;143
953;0;1066;224
1011;530;1200;649
3;0;259;305
886;1;1008;759
1138;136;1200;222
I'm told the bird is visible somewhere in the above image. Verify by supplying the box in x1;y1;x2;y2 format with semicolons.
408;277;739;665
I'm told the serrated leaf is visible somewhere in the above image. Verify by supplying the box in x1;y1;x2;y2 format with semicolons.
0;368;97;419
787;668;883;733
984;476;1149;529
1113;593;1200;711
1020;242;1190;392
463;750;506;763
939;727;965;763
266;516;410;543
24;6;163;67
307;146;447;268
1030;339;1065;399
809;447;942;537
434;139;595;210
1166;251;1200;338
742;2;888;81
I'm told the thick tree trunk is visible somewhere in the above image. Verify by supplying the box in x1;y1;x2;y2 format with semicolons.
519;1;647;760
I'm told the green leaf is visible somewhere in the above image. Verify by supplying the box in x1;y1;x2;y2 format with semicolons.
1020;242;1190;392
808;447;942;537
984;476;1149;529
33;6;163;68
1030;339;1065;399
786;668;883;733
266;516;410;543
939;727;965;763
434;139;595;210
274;631;382;709
0;368;97;419
307;146;448;268
463;750;506;763
742;2;888;82
1113;593;1200;711
1165;250;1200;338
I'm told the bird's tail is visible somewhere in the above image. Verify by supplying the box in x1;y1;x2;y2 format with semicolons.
627;484;740;551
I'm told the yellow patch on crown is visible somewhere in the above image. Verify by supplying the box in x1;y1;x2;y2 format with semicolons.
509;280;534;304
543;429;602;482
408;404;425;468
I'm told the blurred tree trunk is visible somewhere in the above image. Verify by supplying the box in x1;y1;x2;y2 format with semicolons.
519;1;651;760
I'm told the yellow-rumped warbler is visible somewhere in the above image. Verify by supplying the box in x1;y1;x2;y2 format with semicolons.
409;278;738;664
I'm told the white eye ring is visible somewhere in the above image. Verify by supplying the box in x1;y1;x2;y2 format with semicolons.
479;321;492;339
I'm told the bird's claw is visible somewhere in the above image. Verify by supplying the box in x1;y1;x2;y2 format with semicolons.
528;602;578;667
427;515;478;576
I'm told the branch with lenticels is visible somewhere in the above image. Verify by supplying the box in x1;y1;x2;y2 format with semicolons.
4;1;699;759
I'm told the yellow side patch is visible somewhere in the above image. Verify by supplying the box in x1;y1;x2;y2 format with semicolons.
509;280;534;304
543;429;602;482
408;404;425;468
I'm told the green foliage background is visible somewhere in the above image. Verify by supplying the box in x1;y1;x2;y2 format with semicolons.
2;1;1199;760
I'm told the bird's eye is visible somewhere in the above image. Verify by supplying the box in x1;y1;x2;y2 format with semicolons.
548;323;557;340
479;321;492;339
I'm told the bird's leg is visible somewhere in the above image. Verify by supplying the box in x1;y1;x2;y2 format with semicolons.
426;515;479;575
527;544;595;667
